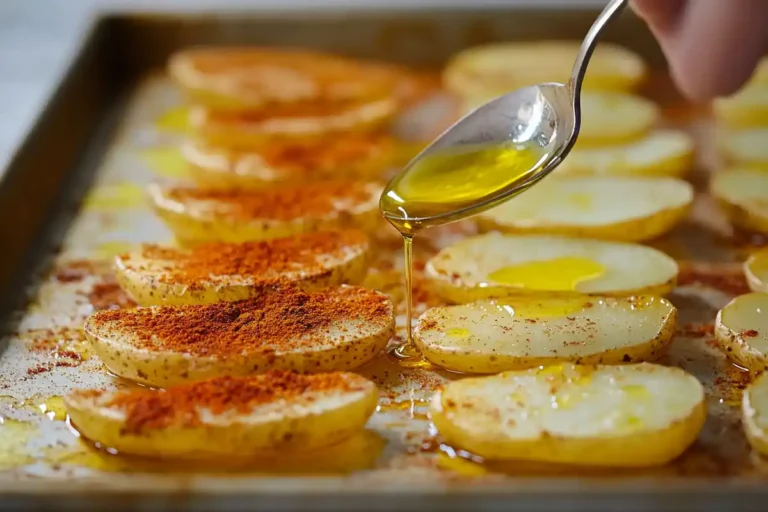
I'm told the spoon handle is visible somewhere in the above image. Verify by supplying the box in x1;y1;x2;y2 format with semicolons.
569;0;629;100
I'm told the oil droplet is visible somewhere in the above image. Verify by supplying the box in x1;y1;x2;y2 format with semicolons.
154;106;190;133
38;396;67;421
83;183;146;210
445;328;471;338
621;384;651;399
487;257;605;291
494;297;591;318
0;418;37;470
140;147;188;178
566;192;593;211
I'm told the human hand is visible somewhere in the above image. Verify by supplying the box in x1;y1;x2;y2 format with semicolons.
631;0;768;101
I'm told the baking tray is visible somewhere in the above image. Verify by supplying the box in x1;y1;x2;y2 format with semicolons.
1;6;767;512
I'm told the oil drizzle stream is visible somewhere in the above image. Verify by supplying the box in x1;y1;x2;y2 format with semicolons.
388;235;425;365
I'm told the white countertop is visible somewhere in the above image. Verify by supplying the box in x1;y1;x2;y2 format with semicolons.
0;0;608;171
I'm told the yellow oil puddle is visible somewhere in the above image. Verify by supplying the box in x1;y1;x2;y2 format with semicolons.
0;418;37;470
488;257;605;292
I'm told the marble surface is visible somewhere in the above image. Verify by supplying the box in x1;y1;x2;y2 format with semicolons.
0;0;608;171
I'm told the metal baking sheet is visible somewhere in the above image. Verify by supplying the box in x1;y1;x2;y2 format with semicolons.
1;7;767;511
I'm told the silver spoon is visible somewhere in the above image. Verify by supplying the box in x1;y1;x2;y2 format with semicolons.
381;0;629;227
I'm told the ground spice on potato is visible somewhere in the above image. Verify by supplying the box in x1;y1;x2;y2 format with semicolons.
164;181;374;221
104;371;363;435
131;229;368;287
90;286;391;356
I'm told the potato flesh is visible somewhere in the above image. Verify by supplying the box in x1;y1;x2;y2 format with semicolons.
743;372;768;455
715;292;768;371
721;128;768;168
415;296;676;373
65;377;378;457
431;363;705;466
711;169;768;233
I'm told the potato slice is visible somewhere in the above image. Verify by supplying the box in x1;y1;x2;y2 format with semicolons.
65;371;378;458
714;83;768;129
714;292;768;372
719;128;768;169
555;130;694;178
745;250;768;292
415;296;676;373
476;177;692;242
711;169;768;234
430;363;705;466
742;371;768;455
148;181;381;245
444;41;646;97
462;91;658;146
115;230;370;306
183;134;396;189
85;286;394;387
425;233;678;304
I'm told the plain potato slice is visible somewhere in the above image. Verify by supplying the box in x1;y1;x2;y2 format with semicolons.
425;233;678;304
555;130;694;178
742;372;768;456
65;371;378;458
714;83;768;129
711;169;768;234
719;128;768;169
115;230;370;306
148;181;382;245
84;286;395;387
745;250;768;293
476;177;693;242
415;296;676;373
430;363;705;466
444;41;646;97
715;292;768;372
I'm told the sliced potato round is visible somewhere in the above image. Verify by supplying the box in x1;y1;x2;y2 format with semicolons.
714;292;768;372
462;91;659;146
115;230;370;306
444;41;646;98
476;177;693;242
148;181;381;245
65;371;378;458
714;83;768;129
745;250;768;292
711;169;768;234
720;128;768;169
742;371;768;455
430;363;705;466
183;133;396;189
84;286;395;387
425;233;678;304
415;296;676;373
555;130;694;178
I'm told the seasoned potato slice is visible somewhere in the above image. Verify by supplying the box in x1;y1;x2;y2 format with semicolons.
85;286;394;387
711;169;768;234
425;233;678;304
115;230;370;306
430;363;705;466
555;130;694;178
462;91;658;146
415;296;676;373
444;41;646;97
742;372;768;456
715;292;768;372
65;371;378;458
148;181;381;245
476;177;693;242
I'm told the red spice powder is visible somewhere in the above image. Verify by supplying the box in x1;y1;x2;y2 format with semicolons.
103;370;366;435
131;229;368;288
89;286;391;357
164;181;374;221
88;281;137;311
742;330;760;338
677;264;750;296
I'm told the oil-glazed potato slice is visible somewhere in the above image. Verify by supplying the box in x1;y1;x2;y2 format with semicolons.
745;250;768;292
461;91;659;146
415;296;676;373
555;130;694;178
65;371;378;458
425;233;678;304
84;286;395;387
720;128;768;169
148;181;381;245
183;134;396;189
430;363;706;466
742;372;768;455
715;292;768;372
115;230;370;306
444;41;646;97
714;83;768;129
476;177;693;242
711;169;768;234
